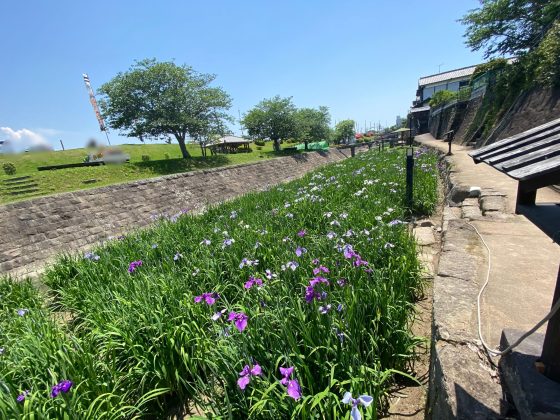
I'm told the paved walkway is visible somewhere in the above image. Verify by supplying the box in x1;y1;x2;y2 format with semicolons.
417;133;560;347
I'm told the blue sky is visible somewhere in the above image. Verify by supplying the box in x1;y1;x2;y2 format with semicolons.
0;0;485;151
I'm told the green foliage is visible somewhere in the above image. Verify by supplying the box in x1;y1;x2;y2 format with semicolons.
242;96;298;152
295;106;331;145
461;0;560;58
164;152;170;160
141;154;151;162
428;90;457;107
253;140;266;146
2;162;16;175
98;59;232;158
534;20;560;86
1;148;439;418
333;120;355;144
471;58;510;80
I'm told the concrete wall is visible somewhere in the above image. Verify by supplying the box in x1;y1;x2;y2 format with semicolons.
0;150;351;278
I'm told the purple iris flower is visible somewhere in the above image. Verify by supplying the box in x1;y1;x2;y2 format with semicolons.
200;239;211;246
282;261;299;271
51;380;73;398
312;258;320;265
326;231;337;240
211;309;227;321
319;304;332;314
309;276;329;287
237;363;263;390
343;244;357;259
295;247;307;257
0;347;4;355
151;244;158;249
265;269;277;280
353;255;369;267
16;390;29;403
239;258;259;269
228;311;248;332
194;292;219;305
230;211;238;219
337;279;347;287
84;252;100;261
342;392;374;420
384;242;395;249
244;276;263;289
174;252;182;261
297;230;306;237
279;367;302;400
337;303;344;312
222;238;235;248
388;219;402;226
128;260;143;273
312;265;330;275
17;309;28;317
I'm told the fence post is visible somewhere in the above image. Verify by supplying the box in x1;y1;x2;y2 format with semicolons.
406;147;414;210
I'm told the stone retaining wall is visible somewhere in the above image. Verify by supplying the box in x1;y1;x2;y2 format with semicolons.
0;149;351;278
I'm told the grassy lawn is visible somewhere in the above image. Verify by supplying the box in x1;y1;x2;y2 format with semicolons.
0;142;284;204
0;148;439;418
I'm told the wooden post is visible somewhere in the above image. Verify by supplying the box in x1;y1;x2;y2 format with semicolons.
515;181;537;213
541;265;560;382
351;145;355;157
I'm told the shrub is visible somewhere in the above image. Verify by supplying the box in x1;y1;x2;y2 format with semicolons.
254;140;266;146
429;90;457;107
255;146;263;150
2;162;16;175
164;153;170;160
141;154;151;162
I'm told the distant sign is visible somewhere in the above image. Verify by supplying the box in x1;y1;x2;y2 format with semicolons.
82;73;107;132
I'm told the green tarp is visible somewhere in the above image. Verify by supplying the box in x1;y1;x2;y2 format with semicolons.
295;141;329;151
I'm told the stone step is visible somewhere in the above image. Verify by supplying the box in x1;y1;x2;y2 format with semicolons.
7;188;40;196
3;182;38;191
2;175;32;183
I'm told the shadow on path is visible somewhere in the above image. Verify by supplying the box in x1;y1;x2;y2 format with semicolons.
518;202;560;243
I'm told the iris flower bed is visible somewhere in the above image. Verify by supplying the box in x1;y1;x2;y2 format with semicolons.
0;148;438;419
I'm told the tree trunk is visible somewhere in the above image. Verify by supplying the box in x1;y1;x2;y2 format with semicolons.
273;138;280;152
304;140;309;151
176;136;191;159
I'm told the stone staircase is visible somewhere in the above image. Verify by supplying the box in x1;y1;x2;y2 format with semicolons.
1;175;42;199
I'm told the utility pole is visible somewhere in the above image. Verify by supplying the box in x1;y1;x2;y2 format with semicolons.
59;140;65;151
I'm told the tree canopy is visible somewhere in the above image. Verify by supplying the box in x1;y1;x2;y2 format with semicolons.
461;0;560;58
241;96;298;151
334;120;355;144
295;106;331;149
98;59;232;158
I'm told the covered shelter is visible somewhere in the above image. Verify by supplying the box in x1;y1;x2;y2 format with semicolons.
469;117;560;213
206;136;251;155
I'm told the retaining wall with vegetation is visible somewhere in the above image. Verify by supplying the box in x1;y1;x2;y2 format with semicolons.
0;149;351;278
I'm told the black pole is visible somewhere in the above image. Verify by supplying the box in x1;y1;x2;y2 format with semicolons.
406;148;414;210
351;145;355;157
541;265;560;382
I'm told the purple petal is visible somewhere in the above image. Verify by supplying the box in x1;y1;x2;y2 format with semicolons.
204;295;216;305
279;366;294;378
239;365;250;377
237;375;251;390
194;295;203;303
251;364;263;376
342;391;353;404
286;379;302;400
235;315;248;332
358;395;373;407
228;312;237;321
351;405;362;420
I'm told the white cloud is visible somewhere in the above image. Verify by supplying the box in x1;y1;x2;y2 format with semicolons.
0;127;53;153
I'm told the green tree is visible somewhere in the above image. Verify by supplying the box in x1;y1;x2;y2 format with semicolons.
242;96;297;152
295;106;331;150
334;120;355;144
461;0;560;58
98;59;232;159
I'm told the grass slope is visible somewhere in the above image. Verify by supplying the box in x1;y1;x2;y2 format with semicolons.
0;142;280;204
0;148;439;419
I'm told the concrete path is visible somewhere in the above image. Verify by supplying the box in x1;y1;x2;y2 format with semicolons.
417;133;560;418
417;133;560;347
